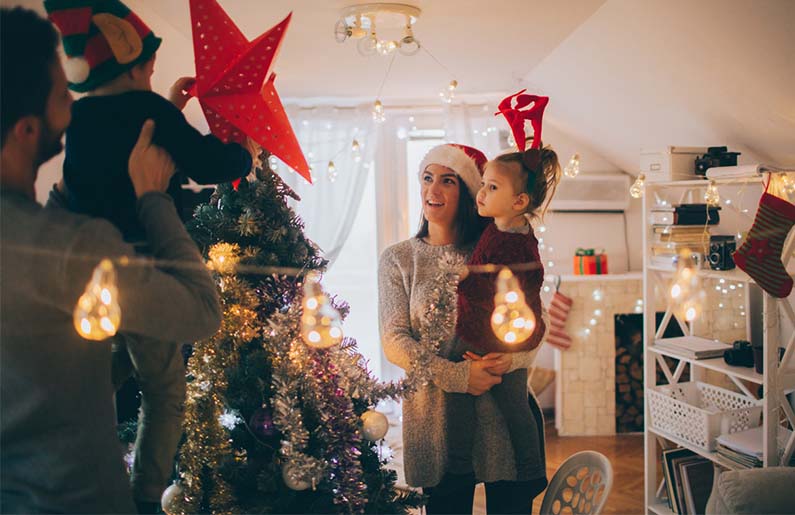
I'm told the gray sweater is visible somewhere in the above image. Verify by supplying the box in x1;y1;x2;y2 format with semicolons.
378;238;541;488
0;191;221;514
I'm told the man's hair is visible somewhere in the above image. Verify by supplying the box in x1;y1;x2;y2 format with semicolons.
0;7;60;146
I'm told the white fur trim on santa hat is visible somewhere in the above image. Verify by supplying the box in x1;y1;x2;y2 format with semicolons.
63;56;90;85
418;144;482;198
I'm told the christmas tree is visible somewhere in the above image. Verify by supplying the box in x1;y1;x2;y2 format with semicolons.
166;158;423;514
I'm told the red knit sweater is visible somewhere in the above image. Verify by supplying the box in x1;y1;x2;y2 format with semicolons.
456;222;546;353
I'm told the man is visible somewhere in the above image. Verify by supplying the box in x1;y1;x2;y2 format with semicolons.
0;7;222;513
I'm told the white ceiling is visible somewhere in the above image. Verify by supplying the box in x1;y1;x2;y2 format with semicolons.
6;0;794;172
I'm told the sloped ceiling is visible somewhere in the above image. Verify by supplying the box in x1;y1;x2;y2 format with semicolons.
5;0;793;173
525;0;795;173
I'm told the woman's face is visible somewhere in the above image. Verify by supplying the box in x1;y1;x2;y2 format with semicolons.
421;164;461;228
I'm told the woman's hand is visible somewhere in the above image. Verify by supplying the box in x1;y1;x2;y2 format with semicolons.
168;77;196;111
464;351;513;375
466;359;502;396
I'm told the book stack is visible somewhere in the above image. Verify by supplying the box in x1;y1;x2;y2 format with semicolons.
661;448;714;514
653;336;731;360
716;425;795;468
649;204;717;268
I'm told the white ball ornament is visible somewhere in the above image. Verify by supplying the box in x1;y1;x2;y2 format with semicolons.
160;482;183;515
361;409;389;441
63;57;90;84
282;462;312;491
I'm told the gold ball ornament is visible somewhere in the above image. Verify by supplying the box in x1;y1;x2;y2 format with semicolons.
360;409;389;441
160;482;183;515
282;462;312;491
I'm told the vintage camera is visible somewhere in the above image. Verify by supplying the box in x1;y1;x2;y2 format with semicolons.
724;340;754;367
695;146;742;176
708;235;736;270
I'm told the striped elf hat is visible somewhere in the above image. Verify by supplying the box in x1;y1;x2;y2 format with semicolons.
44;0;162;92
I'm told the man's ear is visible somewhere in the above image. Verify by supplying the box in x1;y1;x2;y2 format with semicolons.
13;115;41;142
515;192;531;212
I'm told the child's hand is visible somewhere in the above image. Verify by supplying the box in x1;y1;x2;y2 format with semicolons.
168;77;196;111
476;352;513;376
246;137;262;166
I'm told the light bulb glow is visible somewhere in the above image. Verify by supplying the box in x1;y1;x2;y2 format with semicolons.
327;160;338;183
439;80;458;104
372;100;385;123
73;259;121;340
563;154;580;177
208;243;240;275
630;174;645;199
705;181;720;206
669;249;705;323
491;268;536;344
301;272;343;349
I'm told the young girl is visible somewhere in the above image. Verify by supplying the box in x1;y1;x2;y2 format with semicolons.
448;118;560;487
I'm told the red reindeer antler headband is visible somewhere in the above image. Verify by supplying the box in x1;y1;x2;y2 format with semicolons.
495;89;549;152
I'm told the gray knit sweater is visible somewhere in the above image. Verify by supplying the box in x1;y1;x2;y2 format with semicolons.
378;237;541;488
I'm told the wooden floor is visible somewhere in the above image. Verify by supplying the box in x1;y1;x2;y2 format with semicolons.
472;421;645;515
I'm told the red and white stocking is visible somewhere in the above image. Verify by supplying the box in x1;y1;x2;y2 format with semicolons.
732;190;795;298
546;291;573;349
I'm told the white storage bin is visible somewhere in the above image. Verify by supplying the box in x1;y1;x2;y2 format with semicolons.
648;381;762;451
640;146;708;182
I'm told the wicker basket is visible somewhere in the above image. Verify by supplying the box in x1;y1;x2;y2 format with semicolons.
648;381;762;451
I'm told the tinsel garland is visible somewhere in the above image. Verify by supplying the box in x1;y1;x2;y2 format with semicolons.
403;252;465;392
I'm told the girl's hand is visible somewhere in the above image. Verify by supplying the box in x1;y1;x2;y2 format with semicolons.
466;359;502;396
464;352;512;375
168;77;196;110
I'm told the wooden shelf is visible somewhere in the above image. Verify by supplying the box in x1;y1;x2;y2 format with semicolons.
648;501;676;515
645;176;765;188
648;345;763;385
648;427;749;471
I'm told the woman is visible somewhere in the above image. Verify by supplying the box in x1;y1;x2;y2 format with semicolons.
378;144;548;514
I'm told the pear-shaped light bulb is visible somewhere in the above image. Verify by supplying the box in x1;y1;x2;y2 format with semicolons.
372;100;386;123
563;154;580;178
327;160;338;183
74;259;121;340
351;139;361;162
301;272;343;349
630;173;645;199
704;181;720;206
491;268;536;345
439;80;458;104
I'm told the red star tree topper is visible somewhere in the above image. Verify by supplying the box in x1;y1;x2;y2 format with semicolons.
188;0;311;183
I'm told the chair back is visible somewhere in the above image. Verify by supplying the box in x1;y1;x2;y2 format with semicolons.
539;450;613;515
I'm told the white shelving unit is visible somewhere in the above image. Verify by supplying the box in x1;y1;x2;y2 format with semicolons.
642;176;795;514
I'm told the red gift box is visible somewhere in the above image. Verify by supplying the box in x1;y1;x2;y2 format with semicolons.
573;249;608;275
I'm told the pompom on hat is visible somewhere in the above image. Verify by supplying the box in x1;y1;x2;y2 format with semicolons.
44;0;162;92
419;143;488;198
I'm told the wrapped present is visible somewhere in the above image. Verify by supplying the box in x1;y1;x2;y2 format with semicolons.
573;248;608;275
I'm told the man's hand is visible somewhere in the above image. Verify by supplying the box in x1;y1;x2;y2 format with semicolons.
128;120;176;198
464;351;513;375
168;77;196;111
466;359;502;395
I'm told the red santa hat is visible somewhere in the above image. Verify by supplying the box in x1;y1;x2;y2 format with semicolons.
419;143;488;198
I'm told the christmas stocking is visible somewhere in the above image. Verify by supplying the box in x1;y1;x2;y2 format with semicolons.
546;290;573;349
732;192;795;298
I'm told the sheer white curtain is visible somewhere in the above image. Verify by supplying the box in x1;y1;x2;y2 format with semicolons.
277;105;376;267
443;103;503;158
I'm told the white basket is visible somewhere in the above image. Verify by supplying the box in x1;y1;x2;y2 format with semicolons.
648;381;762;451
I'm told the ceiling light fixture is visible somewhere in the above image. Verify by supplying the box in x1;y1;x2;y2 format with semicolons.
335;3;421;57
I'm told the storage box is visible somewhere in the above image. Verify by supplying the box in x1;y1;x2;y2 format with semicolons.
648;381;762;451
640;147;709;182
573;249;608;275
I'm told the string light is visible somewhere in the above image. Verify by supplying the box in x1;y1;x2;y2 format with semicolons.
74;259;121;340
439;79;458;104
490;268;536;344
563;154;580;178
630;173;645;199
351;139;361;162
704;181;720;206
327;160;338;183
670;249;705;322
372;100;386;123
301;272;343;349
